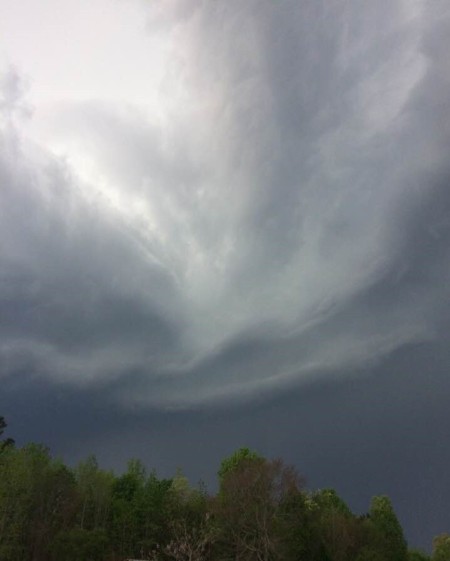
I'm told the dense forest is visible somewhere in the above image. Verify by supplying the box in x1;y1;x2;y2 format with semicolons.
0;416;448;561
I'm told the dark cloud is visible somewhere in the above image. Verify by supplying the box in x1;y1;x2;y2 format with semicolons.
1;0;448;401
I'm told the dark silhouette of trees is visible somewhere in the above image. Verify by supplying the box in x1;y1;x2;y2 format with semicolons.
0;416;14;451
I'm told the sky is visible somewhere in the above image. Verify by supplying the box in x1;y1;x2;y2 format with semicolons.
1;0;450;551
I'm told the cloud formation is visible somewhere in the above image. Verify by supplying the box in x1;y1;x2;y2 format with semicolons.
1;0;450;408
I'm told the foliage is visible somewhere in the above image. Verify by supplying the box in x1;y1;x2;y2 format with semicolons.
0;416;15;451
368;495;408;561
0;443;77;561
217;447;263;486
408;548;431;561
215;455;304;560
309;489;358;561
50;528;109;561
432;534;450;561
0;417;446;561
75;455;114;531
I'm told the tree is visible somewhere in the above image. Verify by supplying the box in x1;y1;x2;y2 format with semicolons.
74;455;113;531
367;495;408;561
432;534;450;561
215;450;304;561
109;461;174;559
0;443;77;561
354;548;386;561
109;459;146;557
275;487;327;561
149;516;216;561
135;468;174;556
0;416;14;451
218;447;263;486
408;549;431;561
152;471;217;561
309;489;358;561
50;527;108;561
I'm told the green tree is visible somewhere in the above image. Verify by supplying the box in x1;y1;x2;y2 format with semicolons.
432;534;450;561
408;549;431;561
367;495;408;561
154;470;217;561
275;487;328;561
354;548;386;561
109;459;145;557
75;455;113;531
312;489;352;517
218;447;263;487
137;469;173;555
109;460;174;558
50;527;109;561
0;443;77;561
215;451;303;561
307;489;358;561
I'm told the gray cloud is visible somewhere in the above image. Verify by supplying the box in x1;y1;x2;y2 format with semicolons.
1;0;450;409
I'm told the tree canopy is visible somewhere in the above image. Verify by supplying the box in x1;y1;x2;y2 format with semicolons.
0;417;443;561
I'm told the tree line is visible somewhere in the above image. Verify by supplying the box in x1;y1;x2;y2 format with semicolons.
0;416;449;561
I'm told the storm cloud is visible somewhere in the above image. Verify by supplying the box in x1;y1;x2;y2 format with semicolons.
1;0;449;407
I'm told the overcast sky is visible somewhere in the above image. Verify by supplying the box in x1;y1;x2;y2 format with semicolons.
1;0;450;551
